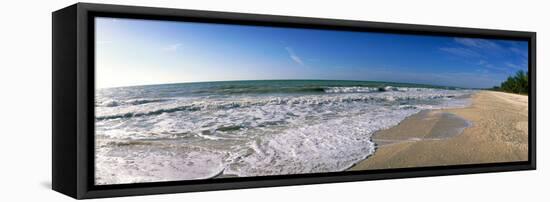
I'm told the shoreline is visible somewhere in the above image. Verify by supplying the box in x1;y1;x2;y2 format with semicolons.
350;91;528;171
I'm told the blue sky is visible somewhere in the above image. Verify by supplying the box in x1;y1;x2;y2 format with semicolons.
95;17;528;89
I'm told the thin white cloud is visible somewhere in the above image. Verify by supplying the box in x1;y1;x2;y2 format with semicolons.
475;60;507;72
285;47;304;66
509;47;528;58
441;38;505;59
441;38;527;74
454;38;502;51
440;47;482;58
505;62;526;70
164;43;182;52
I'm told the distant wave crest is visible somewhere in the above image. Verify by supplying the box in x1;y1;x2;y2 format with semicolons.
96;98;170;107
95;88;468;121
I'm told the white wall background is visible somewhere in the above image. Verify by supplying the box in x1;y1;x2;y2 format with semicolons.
0;0;547;201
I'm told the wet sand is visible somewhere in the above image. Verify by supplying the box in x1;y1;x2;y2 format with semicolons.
350;91;529;170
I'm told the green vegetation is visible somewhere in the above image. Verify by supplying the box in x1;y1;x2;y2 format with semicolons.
491;70;529;95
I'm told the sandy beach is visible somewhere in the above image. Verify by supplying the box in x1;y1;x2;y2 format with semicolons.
351;91;529;170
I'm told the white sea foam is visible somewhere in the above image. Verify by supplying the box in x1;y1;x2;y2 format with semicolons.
95;88;472;121
95;141;225;184
222;105;418;176
324;86;380;93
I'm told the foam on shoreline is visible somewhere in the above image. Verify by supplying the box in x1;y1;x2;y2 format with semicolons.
349;91;528;171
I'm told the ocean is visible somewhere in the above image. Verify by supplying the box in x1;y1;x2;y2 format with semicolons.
94;80;474;184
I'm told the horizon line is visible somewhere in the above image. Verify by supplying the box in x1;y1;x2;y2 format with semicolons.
96;78;474;90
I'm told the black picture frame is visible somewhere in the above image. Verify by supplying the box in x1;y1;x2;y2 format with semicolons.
52;3;536;199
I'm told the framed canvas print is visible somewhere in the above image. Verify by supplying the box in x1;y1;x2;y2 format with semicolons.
52;3;536;199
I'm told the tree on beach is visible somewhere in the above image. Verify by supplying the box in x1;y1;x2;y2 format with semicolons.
494;70;529;95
